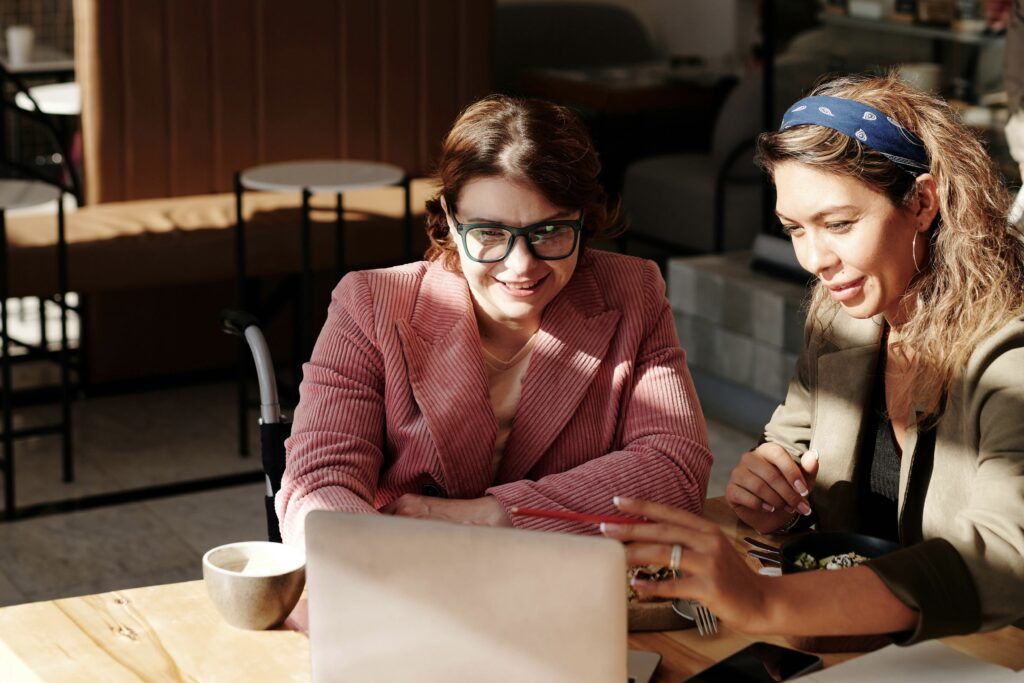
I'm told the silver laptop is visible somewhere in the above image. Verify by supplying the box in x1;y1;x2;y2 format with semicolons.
305;510;654;683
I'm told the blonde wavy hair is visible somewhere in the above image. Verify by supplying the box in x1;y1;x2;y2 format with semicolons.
756;73;1024;421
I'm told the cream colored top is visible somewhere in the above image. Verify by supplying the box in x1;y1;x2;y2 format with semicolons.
482;334;538;478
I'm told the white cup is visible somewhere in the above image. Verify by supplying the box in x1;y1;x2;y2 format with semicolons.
6;25;35;67
202;541;306;630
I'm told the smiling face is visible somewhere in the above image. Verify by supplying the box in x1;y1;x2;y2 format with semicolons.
444;176;580;336
774;161;935;325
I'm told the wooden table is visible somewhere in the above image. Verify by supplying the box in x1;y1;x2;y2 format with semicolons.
1;499;1021;681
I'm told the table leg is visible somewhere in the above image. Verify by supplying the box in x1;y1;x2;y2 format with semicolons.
234;172;250;457
38;297;48;350
299;188;312;384
335;193;346;282
57;193;73;483
0;210;16;519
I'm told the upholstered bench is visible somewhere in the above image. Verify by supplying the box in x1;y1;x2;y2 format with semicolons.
6;179;437;297
5;179;437;381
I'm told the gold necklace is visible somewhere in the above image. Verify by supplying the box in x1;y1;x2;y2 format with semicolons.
481;334;536;370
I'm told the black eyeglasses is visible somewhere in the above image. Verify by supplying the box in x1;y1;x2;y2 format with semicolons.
448;201;583;263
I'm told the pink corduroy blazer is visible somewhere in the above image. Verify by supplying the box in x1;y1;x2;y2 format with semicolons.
276;250;712;544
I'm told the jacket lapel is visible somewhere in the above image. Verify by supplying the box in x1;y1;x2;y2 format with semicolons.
494;264;621;484
811;315;883;531
396;262;497;498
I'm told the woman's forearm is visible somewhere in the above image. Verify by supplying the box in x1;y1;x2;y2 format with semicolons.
756;566;919;636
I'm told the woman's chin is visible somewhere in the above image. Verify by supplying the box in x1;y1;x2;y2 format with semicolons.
837;301;884;320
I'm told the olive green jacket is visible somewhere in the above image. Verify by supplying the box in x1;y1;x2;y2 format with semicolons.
763;310;1024;644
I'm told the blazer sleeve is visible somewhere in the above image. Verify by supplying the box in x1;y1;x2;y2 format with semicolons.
867;344;1024;643
276;271;386;547
762;315;816;457
486;261;713;532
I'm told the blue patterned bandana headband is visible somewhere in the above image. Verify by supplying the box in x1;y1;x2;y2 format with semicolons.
780;96;930;175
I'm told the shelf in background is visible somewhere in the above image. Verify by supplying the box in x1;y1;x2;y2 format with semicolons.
819;13;1004;45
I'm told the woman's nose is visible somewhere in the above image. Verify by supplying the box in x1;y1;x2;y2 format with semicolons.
797;231;839;277
503;235;536;271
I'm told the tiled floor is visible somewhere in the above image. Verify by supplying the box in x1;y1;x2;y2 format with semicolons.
0;381;756;608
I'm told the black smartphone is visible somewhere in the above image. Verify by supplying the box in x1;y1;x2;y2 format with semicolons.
683;642;823;682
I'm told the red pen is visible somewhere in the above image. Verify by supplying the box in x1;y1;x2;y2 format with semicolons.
508;506;648;526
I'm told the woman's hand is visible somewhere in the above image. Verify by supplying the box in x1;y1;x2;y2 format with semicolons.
725;444;818;534
381;494;512;527
601;497;773;634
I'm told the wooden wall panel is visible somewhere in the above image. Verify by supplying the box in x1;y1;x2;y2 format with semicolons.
419;0;461;173
77;0;494;204
379;0;420;174
339;0;381;161
167;0;214;197
209;0;260;192
459;0;494;104
120;0;170;200
259;0;340;162
75;0;125;202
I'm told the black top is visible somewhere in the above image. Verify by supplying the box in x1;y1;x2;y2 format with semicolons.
858;338;902;543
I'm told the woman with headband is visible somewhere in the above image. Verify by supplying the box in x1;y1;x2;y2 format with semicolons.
603;73;1024;643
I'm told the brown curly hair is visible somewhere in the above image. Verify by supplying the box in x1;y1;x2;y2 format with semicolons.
423;95;621;270
757;72;1024;421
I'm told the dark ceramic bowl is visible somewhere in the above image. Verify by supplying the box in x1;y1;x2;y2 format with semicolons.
780;532;900;575
778;532;900;653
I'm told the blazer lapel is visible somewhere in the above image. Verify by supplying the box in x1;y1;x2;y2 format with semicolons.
495;264;621;484
811;316;883;531
396;262;497;497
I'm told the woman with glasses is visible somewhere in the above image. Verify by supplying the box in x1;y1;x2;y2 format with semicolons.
603;73;1024;644
276;95;713;544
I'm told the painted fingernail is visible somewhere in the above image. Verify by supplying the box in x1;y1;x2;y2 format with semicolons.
785;506;796;514
761;503;775;512
602;523;621;533
612;496;621;506
793;480;809;496
798;502;812;516
599;522;606;534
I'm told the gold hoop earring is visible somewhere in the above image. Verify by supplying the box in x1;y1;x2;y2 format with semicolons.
912;230;924;275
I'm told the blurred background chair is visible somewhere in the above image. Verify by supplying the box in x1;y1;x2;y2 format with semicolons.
620;73;764;254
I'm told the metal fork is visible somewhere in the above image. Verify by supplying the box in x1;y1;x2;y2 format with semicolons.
689;601;719;636
670;570;719;636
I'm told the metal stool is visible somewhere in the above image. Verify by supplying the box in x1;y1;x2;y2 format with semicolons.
0;179;75;520
232;160;411;457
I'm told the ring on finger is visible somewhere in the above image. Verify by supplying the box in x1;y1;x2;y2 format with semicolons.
668;544;683;572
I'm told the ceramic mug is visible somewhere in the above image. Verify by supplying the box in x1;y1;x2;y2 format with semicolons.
203;541;305;630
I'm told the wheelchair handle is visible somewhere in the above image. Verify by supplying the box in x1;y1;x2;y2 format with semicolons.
220;309;282;424
220;309;259;338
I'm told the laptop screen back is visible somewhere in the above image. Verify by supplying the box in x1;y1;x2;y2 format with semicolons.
305;511;628;683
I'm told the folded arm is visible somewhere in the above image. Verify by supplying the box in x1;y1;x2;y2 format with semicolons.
276;272;386;546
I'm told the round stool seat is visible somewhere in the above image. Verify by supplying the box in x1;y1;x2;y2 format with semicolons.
239;160;405;194
0;180;62;211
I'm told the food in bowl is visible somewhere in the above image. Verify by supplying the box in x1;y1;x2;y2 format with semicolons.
793;550;870;571
626;565;675;601
781;532;899;576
